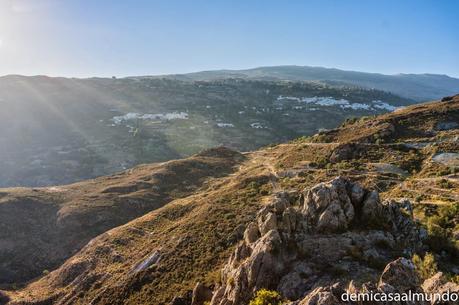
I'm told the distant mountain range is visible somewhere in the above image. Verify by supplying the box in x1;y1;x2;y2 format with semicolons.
140;65;459;101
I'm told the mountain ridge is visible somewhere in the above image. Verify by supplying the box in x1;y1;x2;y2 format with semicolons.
140;65;459;101
3;65;459;102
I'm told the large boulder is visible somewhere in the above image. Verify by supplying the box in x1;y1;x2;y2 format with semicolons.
422;272;459;305
378;258;420;292
209;177;426;305
297;285;345;305
285;261;459;305
302;177;355;233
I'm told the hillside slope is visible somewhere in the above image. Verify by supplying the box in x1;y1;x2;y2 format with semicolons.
152;65;459;101
0;76;408;187
0;147;243;287
2;95;458;305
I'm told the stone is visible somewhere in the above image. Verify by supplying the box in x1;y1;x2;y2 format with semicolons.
361;190;381;224
247;230;283;287
210;178;428;305
209;287;225;305
273;196;288;213
422;272;459;305
244;222;260;244
421;272;446;293
350;183;365;207
378;257;420;292
362;248;382;263
297;286;344;305
281;207;297;234
378;122;395;138
277;271;308;301
436;121;458;131
191;282;213;305
258;212;278;235
302;177;355;233
398;198;414;218
330;143;360;163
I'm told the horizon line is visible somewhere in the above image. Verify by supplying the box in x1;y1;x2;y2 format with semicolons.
0;64;457;80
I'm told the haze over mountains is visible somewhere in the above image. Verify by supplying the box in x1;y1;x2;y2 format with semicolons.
1;66;459;187
1;95;458;305
145;65;459;101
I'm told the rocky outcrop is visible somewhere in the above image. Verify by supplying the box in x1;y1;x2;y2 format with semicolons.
378;257;421;293
208;177;428;305
302;177;355;232
289;258;459;305
422;272;459;305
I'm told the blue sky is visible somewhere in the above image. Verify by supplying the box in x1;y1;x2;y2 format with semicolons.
0;0;458;77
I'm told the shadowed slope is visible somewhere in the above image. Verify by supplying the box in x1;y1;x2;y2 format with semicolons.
0;147;244;286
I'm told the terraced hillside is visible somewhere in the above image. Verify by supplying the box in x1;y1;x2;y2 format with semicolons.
152;65;459;101
1;95;458;305
0;76;410;187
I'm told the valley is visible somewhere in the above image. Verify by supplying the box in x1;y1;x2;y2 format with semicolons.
0;76;411;187
1;95;458;305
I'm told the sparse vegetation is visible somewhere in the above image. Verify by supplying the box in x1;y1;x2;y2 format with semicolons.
4;94;459;305
249;289;285;305
413;253;438;279
437;178;454;189
0;77;407;188
425;203;459;255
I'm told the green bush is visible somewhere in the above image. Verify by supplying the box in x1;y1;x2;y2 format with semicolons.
425;203;459;254
413;253;438;279
437;178;454;189
436;168;452;176
341;117;358;127
249;289;284;305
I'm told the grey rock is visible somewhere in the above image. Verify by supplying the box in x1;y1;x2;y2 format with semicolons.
258;212;278;235
210;178;428;305
192;282;213;305
350;183;365;207
302;177;355;233
378;258;419;292
278;271;309;301
361;190;381;224
244;222;260;244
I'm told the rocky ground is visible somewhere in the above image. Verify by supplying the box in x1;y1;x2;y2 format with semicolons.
199;177;458;305
0;95;458;305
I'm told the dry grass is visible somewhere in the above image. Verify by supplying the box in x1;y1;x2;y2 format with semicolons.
3;95;459;304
